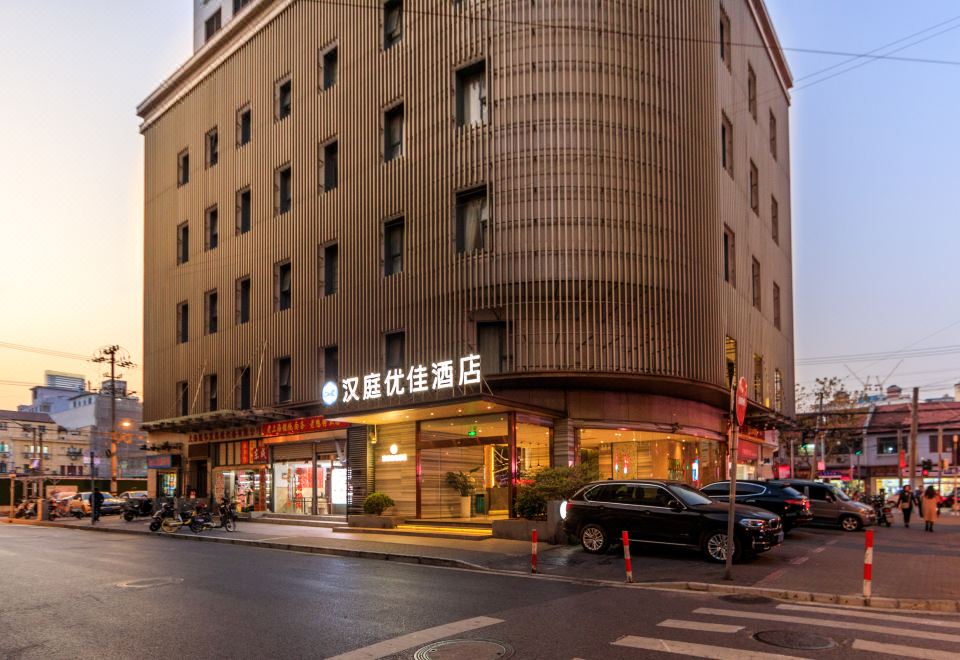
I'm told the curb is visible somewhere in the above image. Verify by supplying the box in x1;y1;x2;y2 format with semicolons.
648;581;960;613
1;518;488;571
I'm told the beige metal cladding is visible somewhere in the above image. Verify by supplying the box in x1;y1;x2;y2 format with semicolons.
141;0;795;422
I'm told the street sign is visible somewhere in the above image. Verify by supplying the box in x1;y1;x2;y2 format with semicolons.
735;377;748;426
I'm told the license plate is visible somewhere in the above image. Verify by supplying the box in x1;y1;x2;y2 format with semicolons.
776;532;784;544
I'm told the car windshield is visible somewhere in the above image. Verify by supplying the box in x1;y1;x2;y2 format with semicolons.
830;486;851;501
669;483;713;506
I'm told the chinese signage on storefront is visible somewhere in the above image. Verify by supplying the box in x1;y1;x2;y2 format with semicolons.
323;354;482;406
262;415;350;437
189;426;260;444
146;454;180;469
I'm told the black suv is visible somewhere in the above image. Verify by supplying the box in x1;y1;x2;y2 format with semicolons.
700;480;813;532
561;480;784;563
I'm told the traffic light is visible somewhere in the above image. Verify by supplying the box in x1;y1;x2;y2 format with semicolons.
852;439;863;456
921;459;932;476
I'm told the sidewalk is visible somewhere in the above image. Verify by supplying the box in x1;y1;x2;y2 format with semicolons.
6;511;960;610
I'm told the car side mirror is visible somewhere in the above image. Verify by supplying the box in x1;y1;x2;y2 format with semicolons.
825;495;835;503
669;500;683;511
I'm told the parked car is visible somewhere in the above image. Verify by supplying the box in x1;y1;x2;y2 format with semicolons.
119;490;149;500
769;479;876;531
700;480;813;532
68;492;125;516
561;480;784;563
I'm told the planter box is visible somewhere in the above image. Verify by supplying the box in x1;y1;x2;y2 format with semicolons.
347;514;403;529
492;518;561;544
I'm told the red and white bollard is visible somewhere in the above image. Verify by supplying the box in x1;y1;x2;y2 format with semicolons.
531;529;538;574
863;529;874;599
622;531;634;583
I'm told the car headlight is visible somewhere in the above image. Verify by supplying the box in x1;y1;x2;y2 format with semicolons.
559;500;568;520
738;518;766;529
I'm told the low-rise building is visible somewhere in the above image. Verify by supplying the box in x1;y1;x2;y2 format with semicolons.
0;411;92;476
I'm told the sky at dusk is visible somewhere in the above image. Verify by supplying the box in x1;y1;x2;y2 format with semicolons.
1;1;958;410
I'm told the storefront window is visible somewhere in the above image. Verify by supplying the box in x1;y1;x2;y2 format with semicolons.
158;472;178;498
517;421;552;485
273;460;314;514
216;468;270;512
577;429;722;487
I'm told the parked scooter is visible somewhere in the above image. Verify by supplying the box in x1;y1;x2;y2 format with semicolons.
187;502;216;533
149;500;177;532
873;495;894;527
122;497;154;522
13;500;36;519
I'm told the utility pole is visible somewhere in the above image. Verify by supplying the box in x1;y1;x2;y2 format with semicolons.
92;345;135;493
816;392;825;479
937;426;944;495
908;387;919;493
897;428;904;491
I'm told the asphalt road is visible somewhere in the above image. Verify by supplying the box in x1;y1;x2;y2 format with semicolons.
1;524;958;660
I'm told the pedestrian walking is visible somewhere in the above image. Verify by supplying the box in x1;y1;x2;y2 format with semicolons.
922;486;939;532
897;485;913;528
91;488;104;524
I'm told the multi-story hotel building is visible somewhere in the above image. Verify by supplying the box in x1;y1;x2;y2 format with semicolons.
139;0;794;520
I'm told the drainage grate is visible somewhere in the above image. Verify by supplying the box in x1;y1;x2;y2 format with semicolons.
413;639;514;660
116;577;183;589
719;594;774;605
754;630;837;650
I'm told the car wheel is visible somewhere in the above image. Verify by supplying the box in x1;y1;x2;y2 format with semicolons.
701;530;741;563
840;515;862;532
579;523;610;554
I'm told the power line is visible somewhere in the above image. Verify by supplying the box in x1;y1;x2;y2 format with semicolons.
798;344;960;366
0;341;90;361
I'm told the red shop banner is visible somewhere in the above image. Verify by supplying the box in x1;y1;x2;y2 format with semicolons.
262;415;350;437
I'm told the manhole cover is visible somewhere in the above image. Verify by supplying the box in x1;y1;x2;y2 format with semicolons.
720;594;774;605
413;639;514;660
754;630;837;650
116;577;183;589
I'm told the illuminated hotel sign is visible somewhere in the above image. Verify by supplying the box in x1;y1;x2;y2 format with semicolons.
323;354;482;406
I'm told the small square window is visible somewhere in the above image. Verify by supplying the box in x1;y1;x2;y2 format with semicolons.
237;104;252;146
771;196;779;245
719;6;731;70
747;64;757;120
275;163;292;215
384;0;402;49
721;114;733;176
236;187;251;234
177;149;189;186
322;46;338;90
176;222;189;265
204;205;219;250
456;60;487;127
236;276;250;324
275;356;292;404
322;242;338;296
384;105;404;162
384;217;404;276
204;289;218;335
176;302;189;344
769;110;778;160
204;373;218;412
385;331;405;370
205;127;218;168
204;9;221;43
276;76;292;120
773;282;782;330
320;140;338;192
749;160;759;214
723;225;736;287
275;260;292;311
751;257;761;310
456;186;490;253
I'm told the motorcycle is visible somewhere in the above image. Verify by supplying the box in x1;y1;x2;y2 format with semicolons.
186;503;216;533
873;495;894;527
13;500;36;519
214;498;237;532
122;497;154;522
149;500;177;532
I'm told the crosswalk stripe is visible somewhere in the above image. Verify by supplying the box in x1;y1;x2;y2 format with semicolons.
777;604;960;629
694;608;960;645
852;638;958;659
657;619;743;633
324;616;504;660
612;636;810;660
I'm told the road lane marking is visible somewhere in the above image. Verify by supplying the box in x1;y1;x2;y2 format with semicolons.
777;604;960;629
657;619;743;633
324;616;504;660
789;556;809;565
811;547;826;553
852;638;957;659
693;608;960;644
612;636;809;659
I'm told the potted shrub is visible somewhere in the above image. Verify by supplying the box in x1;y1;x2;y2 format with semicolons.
445;470;476;518
362;492;395;516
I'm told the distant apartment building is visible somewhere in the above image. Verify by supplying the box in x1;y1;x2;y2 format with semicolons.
193;0;258;51
0;411;91;476
140;0;795;516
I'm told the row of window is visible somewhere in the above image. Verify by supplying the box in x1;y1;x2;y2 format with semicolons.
176;319;507;413
203;0;254;44
720;114;780;246
876;435;958;456
724;336;784;413
721;226;782;330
